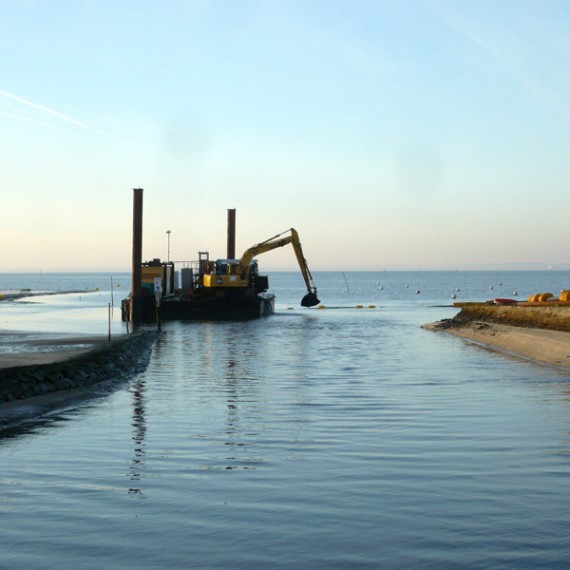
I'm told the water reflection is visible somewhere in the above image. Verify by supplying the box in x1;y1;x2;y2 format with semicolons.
0;388;109;442
0;410;64;441
128;375;147;495
220;323;260;470
209;317;320;470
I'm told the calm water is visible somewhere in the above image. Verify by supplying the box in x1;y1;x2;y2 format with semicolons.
1;271;570;569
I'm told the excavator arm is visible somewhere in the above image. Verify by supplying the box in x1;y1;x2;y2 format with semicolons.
233;228;320;307
288;228;320;307
236;234;294;277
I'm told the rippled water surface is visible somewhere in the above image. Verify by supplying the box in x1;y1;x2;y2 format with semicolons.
2;271;570;568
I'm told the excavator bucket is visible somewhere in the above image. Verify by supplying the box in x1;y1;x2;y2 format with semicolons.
301;291;320;307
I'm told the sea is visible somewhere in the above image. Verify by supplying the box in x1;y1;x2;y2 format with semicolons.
1;270;570;569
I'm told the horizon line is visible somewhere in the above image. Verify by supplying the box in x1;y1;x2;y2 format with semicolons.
1;265;569;274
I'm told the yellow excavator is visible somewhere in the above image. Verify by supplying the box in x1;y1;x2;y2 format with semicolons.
202;228;320;307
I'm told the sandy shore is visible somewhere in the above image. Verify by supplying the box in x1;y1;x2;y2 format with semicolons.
0;333;115;370
423;320;570;369
0;290;114;370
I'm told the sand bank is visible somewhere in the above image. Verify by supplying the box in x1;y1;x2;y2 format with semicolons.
0;333;115;369
423;319;570;369
0;289;113;369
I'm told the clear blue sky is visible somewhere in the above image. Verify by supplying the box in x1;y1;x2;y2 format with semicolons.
2;0;569;271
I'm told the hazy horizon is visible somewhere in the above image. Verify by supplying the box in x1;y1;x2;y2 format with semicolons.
1;263;570;274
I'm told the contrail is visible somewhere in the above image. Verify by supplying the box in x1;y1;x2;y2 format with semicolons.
0;109;78;134
0;87;125;141
0;86;194;170
422;1;570;122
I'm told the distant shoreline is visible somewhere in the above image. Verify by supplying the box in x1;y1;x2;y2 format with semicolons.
1;268;570;274
0;290;88;301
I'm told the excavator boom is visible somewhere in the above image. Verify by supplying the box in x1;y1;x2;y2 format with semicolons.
208;228;320;307
236;234;294;277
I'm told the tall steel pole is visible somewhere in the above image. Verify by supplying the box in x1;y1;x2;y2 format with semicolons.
166;230;171;262
131;188;144;323
227;208;236;259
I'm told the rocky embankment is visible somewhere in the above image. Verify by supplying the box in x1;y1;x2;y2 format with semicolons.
0;331;158;404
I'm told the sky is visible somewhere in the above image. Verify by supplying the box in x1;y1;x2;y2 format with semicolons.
1;0;570;271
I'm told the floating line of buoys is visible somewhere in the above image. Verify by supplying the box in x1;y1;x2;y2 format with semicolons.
288;304;379;310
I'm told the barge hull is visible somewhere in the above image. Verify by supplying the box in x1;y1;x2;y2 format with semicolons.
123;293;275;323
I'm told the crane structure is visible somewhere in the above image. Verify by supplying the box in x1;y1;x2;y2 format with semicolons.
202;228;320;307
124;199;320;322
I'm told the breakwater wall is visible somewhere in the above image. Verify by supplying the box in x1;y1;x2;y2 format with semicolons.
0;331;158;404
453;303;570;332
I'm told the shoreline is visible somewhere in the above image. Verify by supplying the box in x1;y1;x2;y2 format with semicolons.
423;319;570;369
0;330;158;405
0;289;126;371
0;333;118;369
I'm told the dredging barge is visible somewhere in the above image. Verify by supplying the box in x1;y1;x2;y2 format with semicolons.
122;189;319;323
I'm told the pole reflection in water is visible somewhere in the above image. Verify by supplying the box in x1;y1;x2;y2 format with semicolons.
212;323;261;470
128;375;147;495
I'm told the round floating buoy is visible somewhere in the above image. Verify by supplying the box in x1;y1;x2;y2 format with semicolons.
416;290;420;294
512;291;517;296
451;294;456;299
490;286;494;290
455;288;460;292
